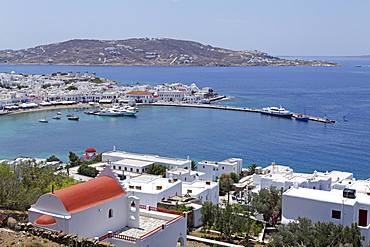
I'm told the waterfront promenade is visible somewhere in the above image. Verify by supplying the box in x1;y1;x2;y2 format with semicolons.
0;100;335;123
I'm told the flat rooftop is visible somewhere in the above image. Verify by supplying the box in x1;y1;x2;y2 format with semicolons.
104;151;190;165
115;215;167;237
114;158;153;167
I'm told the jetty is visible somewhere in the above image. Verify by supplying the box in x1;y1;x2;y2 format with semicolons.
151;101;336;123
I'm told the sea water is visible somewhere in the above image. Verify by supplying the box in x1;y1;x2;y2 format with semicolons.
0;57;369;178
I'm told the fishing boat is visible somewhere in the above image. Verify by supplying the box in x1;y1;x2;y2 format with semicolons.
260;106;293;117
293;113;309;121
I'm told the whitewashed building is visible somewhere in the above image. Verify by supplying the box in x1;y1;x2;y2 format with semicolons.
156;90;185;102
103;149;192;171
123;174;182;206
252;163;353;192
125;91;154;104
166;168;205;182
28;166;187;247
282;179;370;245
197;158;243;181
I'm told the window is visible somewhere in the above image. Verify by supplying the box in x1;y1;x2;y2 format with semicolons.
108;209;113;218
113;165;116;169
332;210;341;219
125;167;127;171
130;168;133;172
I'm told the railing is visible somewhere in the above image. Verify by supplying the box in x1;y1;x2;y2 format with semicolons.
166;214;184;226
98;205;185;243
140;225;163;240
148;205;184;216
98;232;136;242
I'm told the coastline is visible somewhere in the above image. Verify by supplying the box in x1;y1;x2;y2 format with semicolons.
0;104;94;116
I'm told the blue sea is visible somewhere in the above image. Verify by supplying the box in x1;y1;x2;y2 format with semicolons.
1;57;370;178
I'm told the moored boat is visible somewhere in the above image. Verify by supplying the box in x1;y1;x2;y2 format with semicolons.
39;118;48;123
293;113;309;121
97;105;138;116
260;106;293;117
68;116;79;120
52;115;61;119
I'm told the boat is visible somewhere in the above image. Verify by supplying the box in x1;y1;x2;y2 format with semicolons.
84;109;101;115
97;105;138;117
57;112;61;115
293;113;309;121
52;115;61;119
39;118;48;123
68;116;79;120
66;113;74;117
260;106;293;117
98;108;123;116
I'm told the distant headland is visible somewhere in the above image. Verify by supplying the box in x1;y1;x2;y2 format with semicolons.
0;38;340;67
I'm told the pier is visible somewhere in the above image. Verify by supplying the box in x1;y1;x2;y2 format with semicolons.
151;101;336;123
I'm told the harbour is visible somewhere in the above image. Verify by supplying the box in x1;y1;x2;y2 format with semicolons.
0;57;369;179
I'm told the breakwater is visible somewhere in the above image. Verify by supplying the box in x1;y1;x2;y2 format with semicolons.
151;100;336;123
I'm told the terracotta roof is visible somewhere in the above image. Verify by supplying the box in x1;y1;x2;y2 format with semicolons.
50;176;126;213
35;215;56;226
126;91;152;95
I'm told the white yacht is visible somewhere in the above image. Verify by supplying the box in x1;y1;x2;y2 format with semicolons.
260;106;293;117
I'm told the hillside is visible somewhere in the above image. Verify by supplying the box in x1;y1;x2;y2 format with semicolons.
0;38;340;67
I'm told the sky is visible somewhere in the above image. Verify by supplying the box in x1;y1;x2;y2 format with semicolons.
0;0;369;56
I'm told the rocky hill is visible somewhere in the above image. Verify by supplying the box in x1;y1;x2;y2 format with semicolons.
0;38;340;67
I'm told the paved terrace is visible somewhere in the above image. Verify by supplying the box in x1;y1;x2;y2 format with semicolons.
115;215;167;237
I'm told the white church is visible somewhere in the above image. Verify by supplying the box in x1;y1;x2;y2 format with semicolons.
28;166;187;247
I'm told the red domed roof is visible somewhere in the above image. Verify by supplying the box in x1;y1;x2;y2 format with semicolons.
34;215;56;226
85;148;96;153
51;176;126;213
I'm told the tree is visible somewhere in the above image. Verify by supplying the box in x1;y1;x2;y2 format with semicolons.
200;202;252;243
146;164;167;176
191;160;197;171
46;155;61;163
230;172;240;183
65;85;78;91
219;173;234;202
67;151;81;168
250;186;282;226
273;217;365;247
77;164;99;177
200;201;215;231
0;160;78;211
246;164;258;176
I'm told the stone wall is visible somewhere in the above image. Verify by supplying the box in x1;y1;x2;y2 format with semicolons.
0;212;117;247
17;222;117;247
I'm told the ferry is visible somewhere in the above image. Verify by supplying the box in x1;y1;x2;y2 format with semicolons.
260;106;293;117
